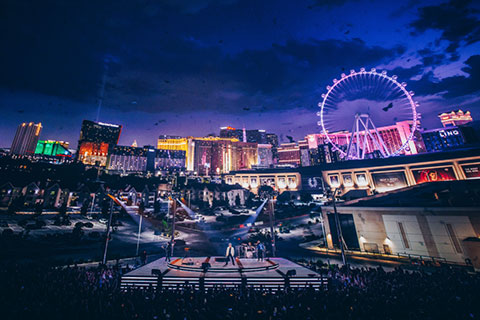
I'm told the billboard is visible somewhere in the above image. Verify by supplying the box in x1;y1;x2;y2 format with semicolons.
342;173;354;187
301;175;324;191
462;164;480;179
371;171;408;192
355;172;369;186
328;174;340;188
412;167;456;184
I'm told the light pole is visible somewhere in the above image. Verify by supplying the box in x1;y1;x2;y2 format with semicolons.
268;196;276;257
170;196;176;257
332;188;347;265
102;198;114;265
135;214;143;256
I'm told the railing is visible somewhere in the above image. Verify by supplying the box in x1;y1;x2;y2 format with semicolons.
312;246;470;267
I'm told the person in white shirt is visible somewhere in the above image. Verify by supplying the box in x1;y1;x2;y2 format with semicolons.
224;243;235;266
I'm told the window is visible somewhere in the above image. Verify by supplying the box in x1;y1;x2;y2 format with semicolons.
398;222;410;249
446;223;462;253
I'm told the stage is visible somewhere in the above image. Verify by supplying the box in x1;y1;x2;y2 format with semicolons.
121;257;327;290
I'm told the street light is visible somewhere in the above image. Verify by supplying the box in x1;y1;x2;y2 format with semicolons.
102;197;114;265
331;188;347;265
268;195;277;257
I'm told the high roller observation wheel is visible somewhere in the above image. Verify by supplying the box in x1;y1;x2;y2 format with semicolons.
317;67;419;158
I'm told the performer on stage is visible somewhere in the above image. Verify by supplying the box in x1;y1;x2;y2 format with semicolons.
165;240;174;262
224;243;235;266
140;250;148;265
256;241;265;261
246;241;254;258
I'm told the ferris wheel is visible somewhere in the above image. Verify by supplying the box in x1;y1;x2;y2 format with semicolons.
317;67;419;160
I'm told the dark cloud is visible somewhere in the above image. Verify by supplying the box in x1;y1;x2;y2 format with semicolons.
410;55;480;98
96;37;405;114
418;48;448;67
410;0;480;54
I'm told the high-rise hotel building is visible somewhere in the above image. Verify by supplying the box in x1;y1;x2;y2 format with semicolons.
157;135;258;175
76;120;122;166
10;122;42;155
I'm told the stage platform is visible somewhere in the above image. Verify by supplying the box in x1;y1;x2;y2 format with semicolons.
121;257;327;290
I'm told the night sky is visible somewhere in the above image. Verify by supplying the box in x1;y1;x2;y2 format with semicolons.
1;0;480;148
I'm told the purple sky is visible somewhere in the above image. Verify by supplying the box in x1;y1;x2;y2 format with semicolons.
1;0;480;148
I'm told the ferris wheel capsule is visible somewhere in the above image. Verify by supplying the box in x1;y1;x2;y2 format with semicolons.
326;85;331;90
409;91;415;96
333;79;338;84
341;73;346;78
350;69;355;74
401;82;407;87
381;70;387;76
318;101;322;106
392;75;398;80
360;67;366;72
371;68;376;72
316;111;321;116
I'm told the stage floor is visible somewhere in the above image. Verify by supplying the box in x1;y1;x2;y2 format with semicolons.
121;257;327;290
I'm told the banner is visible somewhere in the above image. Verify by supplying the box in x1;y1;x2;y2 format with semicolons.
412;167;456;184
328;175;340;188
342;173;354;187
301;176;324;191
355;172;368;186
462;164;480;179
371;171;408;192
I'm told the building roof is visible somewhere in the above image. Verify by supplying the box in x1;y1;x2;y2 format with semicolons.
341;179;480;208
228;147;480;176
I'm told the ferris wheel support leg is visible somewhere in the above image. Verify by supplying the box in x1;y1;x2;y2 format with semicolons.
345;115;358;160
369;117;390;157
355;117;361;159
361;117;370;159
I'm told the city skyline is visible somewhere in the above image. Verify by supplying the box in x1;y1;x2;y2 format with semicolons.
1;0;480;148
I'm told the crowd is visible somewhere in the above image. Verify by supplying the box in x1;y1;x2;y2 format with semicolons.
0;260;479;320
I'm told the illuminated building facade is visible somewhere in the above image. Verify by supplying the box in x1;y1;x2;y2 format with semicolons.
157;135;191;169
277;142;301;167
158;135;258;174
77;120;122;166
35;140;71;157
219;126;268;143
190;137;257;175
266;133;279;163
299;140;311;167
439;110;473;127
306;121;420;158
108;145;186;173
257;144;273;167
10;122;42;155
220;127;279;162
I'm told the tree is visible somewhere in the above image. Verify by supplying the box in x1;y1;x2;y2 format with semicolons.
153;201;160;214
58;202;68;216
34;202;43;216
80;201;89;216
246;193;255;208
300;192;313;204
277;191;291;204
258;185;274;199
235;194;241;207
7;203;16;215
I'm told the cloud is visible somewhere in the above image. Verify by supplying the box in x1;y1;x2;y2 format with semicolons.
100;37;404;115
410;0;480;54
409;54;480;99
